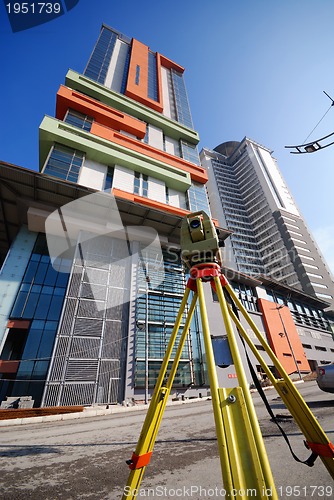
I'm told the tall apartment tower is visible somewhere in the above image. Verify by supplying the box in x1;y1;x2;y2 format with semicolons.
200;138;334;309
0;25;210;407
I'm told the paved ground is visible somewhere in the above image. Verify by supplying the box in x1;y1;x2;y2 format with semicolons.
0;381;333;499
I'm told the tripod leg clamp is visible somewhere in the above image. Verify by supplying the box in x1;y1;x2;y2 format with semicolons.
306;440;334;458
126;451;153;470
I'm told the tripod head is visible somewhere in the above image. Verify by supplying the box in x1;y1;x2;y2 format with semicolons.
180;211;224;269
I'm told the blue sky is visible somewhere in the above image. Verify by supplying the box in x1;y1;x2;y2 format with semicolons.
1;0;334;274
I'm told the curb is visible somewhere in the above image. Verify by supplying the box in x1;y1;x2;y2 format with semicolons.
0;380;306;428
0;396;212;427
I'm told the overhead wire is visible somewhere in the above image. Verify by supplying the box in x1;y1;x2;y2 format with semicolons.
302;103;333;145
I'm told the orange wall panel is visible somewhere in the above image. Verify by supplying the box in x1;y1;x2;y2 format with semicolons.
56;86;146;138
7;319;31;329
258;298;310;374
126;39;163;113
90;122;208;183
159;53;184;73
0;360;20;374
112;188;190;218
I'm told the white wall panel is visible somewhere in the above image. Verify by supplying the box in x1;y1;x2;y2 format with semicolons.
105;39;128;93
148;177;165;202
113;165;134;193
165;136;180;157
161;66;172;119
148;124;163;150
251;144;300;216
78;159;106;190
168;188;187;209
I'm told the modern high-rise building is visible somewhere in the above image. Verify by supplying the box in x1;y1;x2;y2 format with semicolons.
0;24;211;407
0;27;333;409
200;138;334;310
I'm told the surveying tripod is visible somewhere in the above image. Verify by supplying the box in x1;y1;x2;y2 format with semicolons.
122;212;334;499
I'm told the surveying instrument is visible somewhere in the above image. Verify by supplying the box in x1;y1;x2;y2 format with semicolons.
122;211;334;499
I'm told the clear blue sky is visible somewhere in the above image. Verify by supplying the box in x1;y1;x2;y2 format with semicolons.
1;0;334;274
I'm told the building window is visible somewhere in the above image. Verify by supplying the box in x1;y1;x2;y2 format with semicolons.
171;69;193;128
135;65;140;85
165;186;169;204
212;281;258;312
134;172;148;197
148;52;158;101
187;182;211;214
134;248;206;388
5;234;71;405
181;141;200;165
84;27;117;84
266;289;331;332
143;124;149;144
104;166;114;192
64;109;93;132
43;144;84;183
120;45;131;94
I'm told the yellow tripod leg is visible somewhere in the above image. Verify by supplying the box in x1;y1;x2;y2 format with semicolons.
211;276;278;498
122;287;198;500
196;278;233;492
224;282;334;479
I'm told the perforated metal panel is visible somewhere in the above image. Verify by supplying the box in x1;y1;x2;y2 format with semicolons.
42;233;130;407
74;318;103;337
61;383;95;406
48;337;70;381
66;359;99;381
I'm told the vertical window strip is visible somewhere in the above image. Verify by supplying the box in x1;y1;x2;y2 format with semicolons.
104;166;114;192
120;45;131;94
147;52;158;101
84;28;118;85
135;65;141;85
133;172;148;197
171;70;193;128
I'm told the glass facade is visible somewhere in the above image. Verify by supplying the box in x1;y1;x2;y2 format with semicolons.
181;141;200;165
212;281;258;313
64;109;93;132
120;45;131;94
1;234;70;405
134;248;206;388
43;144;84;183
148;52;158;101
187;182;211;214
266;290;331;332
84;27;117;84
171;70;193;128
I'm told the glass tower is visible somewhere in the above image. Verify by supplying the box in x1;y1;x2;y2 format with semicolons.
201;138;334;309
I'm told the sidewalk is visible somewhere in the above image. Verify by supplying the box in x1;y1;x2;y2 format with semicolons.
0;380;305;428
0;395;212;427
